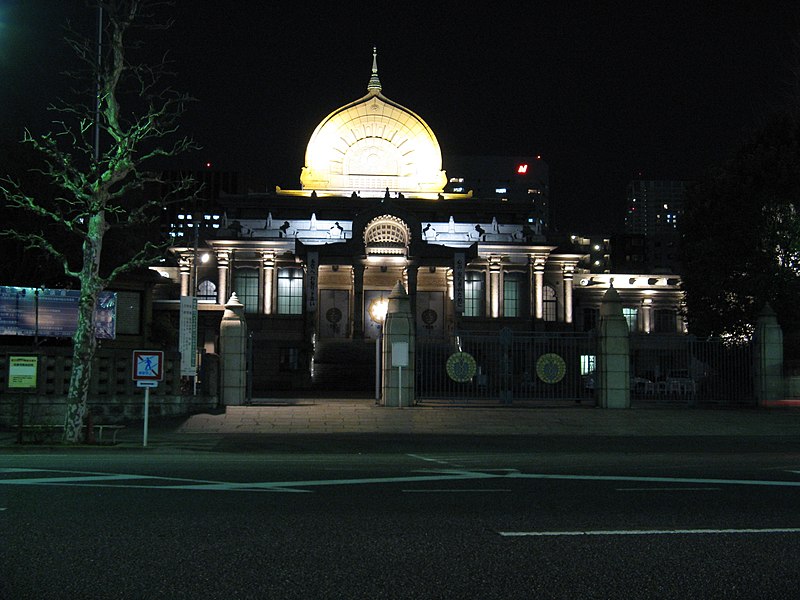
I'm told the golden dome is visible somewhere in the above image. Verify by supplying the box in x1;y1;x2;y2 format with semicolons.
300;49;447;196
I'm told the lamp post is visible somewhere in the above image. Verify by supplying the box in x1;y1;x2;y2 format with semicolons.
369;296;389;404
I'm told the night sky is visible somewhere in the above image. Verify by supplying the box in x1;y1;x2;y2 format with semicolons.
1;1;799;232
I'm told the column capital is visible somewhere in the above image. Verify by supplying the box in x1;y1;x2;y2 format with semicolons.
216;250;230;266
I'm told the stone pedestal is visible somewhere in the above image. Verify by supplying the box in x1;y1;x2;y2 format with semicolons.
754;304;784;404
219;293;248;406
597;286;630;409
381;281;415;407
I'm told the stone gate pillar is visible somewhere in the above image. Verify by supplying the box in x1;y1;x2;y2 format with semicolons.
597;286;630;408
219;293;248;406
754;303;783;405
381;280;415;407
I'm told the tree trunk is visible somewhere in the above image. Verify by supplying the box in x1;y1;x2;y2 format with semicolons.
63;214;105;443
63;287;99;443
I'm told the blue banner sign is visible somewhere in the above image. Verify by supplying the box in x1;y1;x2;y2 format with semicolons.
0;287;116;339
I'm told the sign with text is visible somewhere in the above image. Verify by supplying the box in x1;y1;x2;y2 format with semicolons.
306;252;319;312
453;253;465;313
8;355;38;390
179;296;198;376
0;286;116;339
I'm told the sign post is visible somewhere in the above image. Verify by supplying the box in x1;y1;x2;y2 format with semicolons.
132;350;164;447
392;342;409;408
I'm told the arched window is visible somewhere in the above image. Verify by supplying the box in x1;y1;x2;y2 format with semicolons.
196;279;216;302
233;268;259;314
542;285;557;322
363;215;410;256
277;268;303;314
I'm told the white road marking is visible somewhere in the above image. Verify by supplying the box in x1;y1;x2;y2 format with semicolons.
406;454;452;464
402;488;511;493
499;528;800;537
616;487;721;491
4;468;800;494
507;472;800;488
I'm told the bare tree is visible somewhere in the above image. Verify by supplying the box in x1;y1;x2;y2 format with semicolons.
0;0;196;442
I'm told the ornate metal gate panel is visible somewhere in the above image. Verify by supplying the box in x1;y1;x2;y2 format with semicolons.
415;328;596;404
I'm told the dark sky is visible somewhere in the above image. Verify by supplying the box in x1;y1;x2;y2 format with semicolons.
1;1;799;232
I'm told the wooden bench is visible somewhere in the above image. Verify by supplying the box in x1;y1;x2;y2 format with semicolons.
91;424;126;444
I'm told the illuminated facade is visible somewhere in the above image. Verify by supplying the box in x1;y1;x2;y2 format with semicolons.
158;50;685;392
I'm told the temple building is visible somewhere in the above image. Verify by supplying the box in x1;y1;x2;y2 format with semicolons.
155;50;685;393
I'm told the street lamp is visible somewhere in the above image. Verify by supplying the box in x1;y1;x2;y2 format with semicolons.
369;296;389;403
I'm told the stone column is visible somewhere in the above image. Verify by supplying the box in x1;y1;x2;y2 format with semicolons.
641;299;653;334
534;265;544;320
352;263;365;338
754;303;784;405
381;280;415;407
261;251;275;315
219;293;248;406
563;264;574;324
178;256;192;297
216;251;230;305
489;257;501;318
597;286;630;409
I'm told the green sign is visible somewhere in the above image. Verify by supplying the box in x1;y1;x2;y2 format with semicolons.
8;355;38;389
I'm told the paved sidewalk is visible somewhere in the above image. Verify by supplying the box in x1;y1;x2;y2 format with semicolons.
3;399;800;450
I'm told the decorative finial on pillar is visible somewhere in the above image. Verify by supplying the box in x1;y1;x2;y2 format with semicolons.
368;46;382;92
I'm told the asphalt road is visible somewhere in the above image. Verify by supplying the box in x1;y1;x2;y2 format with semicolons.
2;435;800;599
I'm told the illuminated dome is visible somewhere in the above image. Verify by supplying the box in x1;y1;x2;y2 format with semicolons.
300;49;447;196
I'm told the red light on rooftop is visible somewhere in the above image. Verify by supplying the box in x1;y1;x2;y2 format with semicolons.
204;161;212;168
517;164;528;174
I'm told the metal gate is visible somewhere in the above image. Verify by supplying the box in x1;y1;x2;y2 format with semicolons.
629;334;754;405
415;328;596;404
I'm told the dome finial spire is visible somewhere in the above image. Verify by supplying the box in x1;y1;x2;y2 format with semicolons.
367;46;381;92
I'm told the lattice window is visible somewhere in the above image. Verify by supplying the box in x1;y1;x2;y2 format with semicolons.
364;216;410;255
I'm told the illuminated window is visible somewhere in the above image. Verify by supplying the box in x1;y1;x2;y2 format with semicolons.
495;187;507;194
542;285;557;322
233;268;259;314
196;279;216;302
464;271;484;317
503;276;520;317
580;354;596;376
623;307;638;331
277;268;303;314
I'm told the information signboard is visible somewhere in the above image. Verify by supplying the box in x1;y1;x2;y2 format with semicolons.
0;287;116;339
8;355;38;390
179;296;198;376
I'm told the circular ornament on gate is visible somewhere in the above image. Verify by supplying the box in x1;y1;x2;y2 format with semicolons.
421;309;438;326
326;307;342;324
446;351;477;382
536;353;567;384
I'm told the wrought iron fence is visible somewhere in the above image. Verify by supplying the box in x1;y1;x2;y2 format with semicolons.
416;328;596;404
629;334;754;405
